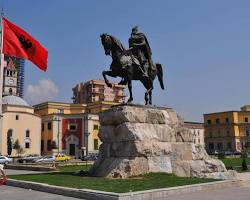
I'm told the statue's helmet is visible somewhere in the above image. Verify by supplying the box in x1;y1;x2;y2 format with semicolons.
132;25;138;33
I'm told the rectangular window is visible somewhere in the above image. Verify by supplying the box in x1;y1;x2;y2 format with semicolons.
225;118;229;123
47;140;52;151
226;130;230;137
48;122;52;130
209;142;214;150
26;130;30;137
246;129;250;136
42;123;44;131
215;119;220;124
94;139;99;150
41;140;44;152
245;117;249;123
217;142;223;151
16;115;19;120
207;120;211;124
25;142;30;149
93;125;99;130
68;124;77;131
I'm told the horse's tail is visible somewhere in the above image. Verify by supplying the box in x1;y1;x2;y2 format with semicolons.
156;63;165;90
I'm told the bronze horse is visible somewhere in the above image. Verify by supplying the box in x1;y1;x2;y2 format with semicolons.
101;33;164;105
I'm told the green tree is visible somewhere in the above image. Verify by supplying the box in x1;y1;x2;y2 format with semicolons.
13;139;20;150
7;135;12;156
13;139;24;157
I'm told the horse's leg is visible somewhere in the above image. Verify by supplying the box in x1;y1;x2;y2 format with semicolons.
118;77;128;85
145;91;148;105
127;80;133;103
102;70;116;88
148;86;153;105
141;78;153;105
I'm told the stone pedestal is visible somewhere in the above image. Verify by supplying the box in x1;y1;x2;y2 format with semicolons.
90;104;235;179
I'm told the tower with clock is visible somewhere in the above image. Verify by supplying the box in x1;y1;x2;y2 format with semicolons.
3;57;19;97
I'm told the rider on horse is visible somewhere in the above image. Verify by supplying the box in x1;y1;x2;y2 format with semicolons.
128;26;155;78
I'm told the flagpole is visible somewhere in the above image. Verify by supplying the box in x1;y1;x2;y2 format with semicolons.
0;9;4;153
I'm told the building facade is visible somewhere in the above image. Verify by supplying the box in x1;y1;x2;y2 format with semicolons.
72;79;125;104
1;95;41;156
3;56;25;98
204;105;250;154
184;122;204;146
34;102;100;157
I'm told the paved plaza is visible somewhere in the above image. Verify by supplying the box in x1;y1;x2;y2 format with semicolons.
167;185;250;200
5;169;48;175
1;184;250;200
1;186;83;200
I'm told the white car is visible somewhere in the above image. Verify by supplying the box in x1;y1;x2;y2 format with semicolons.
35;155;55;163
0;156;13;164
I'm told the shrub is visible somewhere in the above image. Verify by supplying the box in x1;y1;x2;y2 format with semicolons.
218;152;225;159
241;151;248;159
242;158;248;171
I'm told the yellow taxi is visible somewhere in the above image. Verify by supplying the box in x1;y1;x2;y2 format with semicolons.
55;154;71;162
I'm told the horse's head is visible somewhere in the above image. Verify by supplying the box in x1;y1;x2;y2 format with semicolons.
100;33;125;57
100;33;112;56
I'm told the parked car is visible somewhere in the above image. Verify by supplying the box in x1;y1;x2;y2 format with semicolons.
55;154;71;162
224;150;233;155
234;151;242;155
35;155;55;163
17;154;42;163
0;156;13;164
82;154;99;161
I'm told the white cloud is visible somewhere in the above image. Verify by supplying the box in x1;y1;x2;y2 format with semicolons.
25;78;59;105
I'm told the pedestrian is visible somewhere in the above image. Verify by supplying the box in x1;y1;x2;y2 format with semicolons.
0;164;7;185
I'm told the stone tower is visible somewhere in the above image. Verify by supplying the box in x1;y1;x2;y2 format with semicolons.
3;56;25;97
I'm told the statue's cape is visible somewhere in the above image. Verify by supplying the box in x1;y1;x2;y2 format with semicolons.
133;32;152;59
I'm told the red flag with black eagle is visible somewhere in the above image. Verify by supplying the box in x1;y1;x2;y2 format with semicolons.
2;17;48;71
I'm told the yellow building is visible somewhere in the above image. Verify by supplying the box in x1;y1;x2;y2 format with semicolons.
204;105;250;153
1;95;41;156
33;79;126;157
34;102;102;157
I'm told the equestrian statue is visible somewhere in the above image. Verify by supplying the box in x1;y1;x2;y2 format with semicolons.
101;26;165;105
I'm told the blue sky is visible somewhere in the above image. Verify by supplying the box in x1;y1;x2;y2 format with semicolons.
3;0;250;122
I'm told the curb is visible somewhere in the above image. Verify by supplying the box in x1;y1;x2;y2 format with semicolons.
5;165;56;171
7;179;241;200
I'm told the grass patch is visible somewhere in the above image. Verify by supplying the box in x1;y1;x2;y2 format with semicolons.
8;165;217;193
220;157;250;172
220;157;250;168
58;164;92;172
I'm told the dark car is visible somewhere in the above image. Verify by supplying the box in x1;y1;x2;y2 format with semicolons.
17;154;42;163
81;154;99;161
233;151;242;155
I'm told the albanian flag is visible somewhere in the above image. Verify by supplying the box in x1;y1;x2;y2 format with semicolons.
2;17;48;71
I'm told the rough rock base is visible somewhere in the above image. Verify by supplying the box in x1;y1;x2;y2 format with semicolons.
90;104;236;179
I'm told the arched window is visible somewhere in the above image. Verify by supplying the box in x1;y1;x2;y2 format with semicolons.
26;130;30;138
25;138;31;149
9;88;13;95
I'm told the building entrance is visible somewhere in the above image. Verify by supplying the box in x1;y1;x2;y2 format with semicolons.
69;144;75;156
